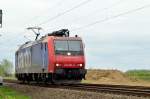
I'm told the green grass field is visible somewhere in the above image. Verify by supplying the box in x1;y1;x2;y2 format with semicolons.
126;70;150;81
0;86;30;99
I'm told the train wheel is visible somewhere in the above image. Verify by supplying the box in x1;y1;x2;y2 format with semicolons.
34;74;39;84
45;73;55;84
50;74;55;84
42;74;47;84
26;75;30;84
22;74;25;83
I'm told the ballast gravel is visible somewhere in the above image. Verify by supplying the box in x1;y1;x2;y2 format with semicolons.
5;83;149;99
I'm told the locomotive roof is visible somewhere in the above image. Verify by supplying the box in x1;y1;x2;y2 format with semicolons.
18;40;42;50
17;36;82;51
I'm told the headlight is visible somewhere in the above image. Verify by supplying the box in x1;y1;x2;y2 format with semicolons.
56;63;60;67
79;64;83;67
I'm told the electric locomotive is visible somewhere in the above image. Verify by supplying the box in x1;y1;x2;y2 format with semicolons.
15;29;86;83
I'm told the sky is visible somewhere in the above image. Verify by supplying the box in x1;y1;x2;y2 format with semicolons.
0;0;150;71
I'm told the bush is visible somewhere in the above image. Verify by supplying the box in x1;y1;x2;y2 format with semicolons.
126;70;150;81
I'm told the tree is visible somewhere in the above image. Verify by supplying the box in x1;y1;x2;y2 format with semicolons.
0;64;4;76
0;59;13;76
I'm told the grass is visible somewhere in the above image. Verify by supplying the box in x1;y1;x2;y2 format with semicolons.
126;70;150;81
0;86;30;99
81;80;93;84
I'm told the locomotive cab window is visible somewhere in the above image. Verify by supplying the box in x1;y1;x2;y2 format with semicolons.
54;40;83;55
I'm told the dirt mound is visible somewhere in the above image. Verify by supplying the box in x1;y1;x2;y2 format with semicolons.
83;69;150;86
85;69;132;84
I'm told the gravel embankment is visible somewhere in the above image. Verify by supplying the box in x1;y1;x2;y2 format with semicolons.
5;83;150;99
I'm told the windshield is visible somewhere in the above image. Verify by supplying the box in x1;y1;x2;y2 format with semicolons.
54;40;83;55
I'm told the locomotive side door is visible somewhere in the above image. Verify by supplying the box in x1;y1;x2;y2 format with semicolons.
42;43;48;72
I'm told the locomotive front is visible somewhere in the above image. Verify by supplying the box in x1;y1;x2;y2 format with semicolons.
52;37;86;80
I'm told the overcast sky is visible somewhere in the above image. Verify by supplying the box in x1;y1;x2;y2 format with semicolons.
0;0;150;71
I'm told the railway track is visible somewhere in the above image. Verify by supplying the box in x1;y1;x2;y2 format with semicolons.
61;83;150;97
4;79;150;97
